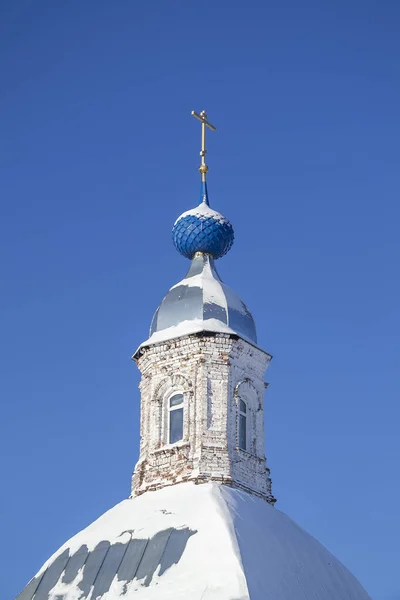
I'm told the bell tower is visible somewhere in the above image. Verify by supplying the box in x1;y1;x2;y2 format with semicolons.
131;111;275;504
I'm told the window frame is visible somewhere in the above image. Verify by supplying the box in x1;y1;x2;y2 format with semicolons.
167;392;184;445
238;397;247;451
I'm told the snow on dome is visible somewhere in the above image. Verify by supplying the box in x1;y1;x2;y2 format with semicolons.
142;252;257;349
16;483;371;600
173;201;229;225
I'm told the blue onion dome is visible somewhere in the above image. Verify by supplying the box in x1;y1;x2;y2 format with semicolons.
172;182;234;259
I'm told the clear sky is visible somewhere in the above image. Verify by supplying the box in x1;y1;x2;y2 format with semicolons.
1;1;399;598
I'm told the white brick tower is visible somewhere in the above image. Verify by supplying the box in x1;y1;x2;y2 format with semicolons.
131;110;275;504
132;332;274;502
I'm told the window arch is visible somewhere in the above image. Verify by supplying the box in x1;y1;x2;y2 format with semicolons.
238;398;247;451
168;393;184;444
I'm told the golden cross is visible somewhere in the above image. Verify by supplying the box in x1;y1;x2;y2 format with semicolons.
191;110;216;181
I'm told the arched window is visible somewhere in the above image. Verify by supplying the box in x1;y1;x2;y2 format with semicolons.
238;398;247;451
168;393;184;444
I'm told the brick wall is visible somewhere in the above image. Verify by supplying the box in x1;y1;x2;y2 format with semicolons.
131;333;276;504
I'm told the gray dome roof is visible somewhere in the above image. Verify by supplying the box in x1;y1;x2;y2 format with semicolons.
146;252;257;346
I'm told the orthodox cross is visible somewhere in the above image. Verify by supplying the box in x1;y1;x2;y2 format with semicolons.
191;110;216;181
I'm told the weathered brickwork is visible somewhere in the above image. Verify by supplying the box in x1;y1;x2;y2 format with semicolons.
131;333;276;504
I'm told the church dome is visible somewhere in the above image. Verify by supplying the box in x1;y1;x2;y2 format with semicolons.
17;483;371;600
144;252;257;347
172;184;234;259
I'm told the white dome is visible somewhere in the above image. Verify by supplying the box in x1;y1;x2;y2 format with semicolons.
17;483;370;600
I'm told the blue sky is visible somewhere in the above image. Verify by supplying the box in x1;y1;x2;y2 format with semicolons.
1;1;399;598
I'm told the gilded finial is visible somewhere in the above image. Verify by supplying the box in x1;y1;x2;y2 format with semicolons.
191;110;216;182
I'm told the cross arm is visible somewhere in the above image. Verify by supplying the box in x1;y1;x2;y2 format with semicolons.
191;110;217;132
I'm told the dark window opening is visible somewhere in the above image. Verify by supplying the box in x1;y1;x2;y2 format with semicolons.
239;399;247;450
169;393;184;444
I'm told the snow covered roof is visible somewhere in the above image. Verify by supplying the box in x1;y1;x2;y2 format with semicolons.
173;199;230;225
17;483;371;600
140;252;258;350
